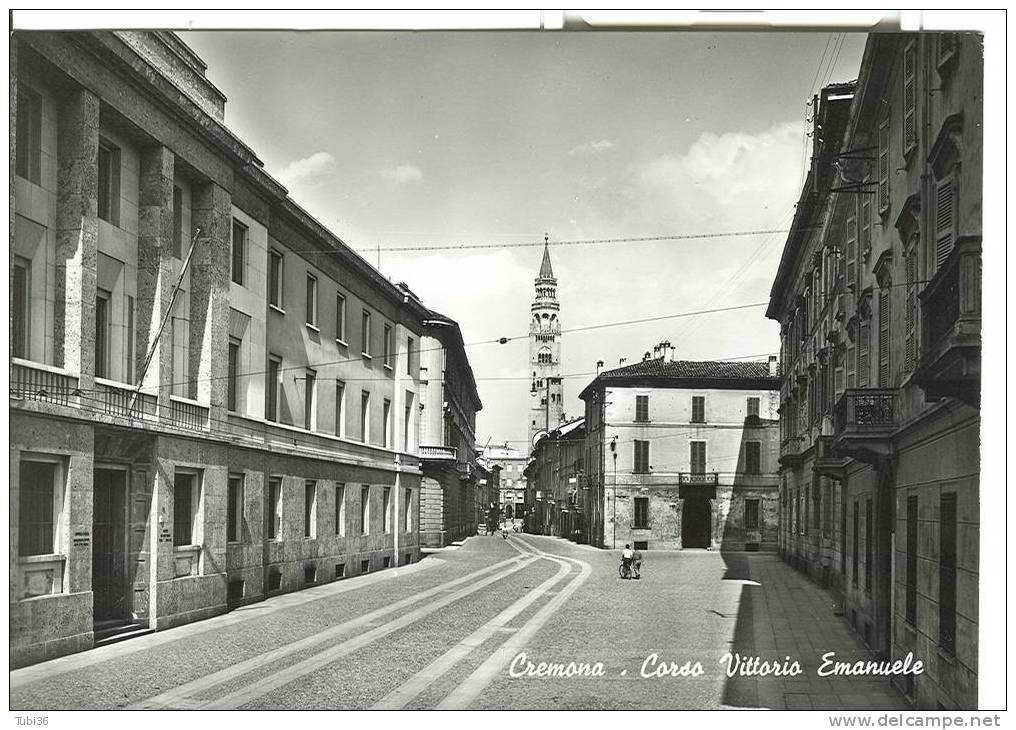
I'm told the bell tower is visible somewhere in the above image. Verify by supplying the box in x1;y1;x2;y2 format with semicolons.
528;234;564;446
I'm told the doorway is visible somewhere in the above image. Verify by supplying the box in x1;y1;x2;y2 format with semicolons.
681;497;712;548
93;468;129;625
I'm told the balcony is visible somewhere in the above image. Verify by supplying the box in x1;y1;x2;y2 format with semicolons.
812;435;848;481
168;395;210;430
419;444;457;461
678;472;718;499
778;436;806;469
832;388;898;463
95;378;158;422
915;236;981;406
11;359;79;407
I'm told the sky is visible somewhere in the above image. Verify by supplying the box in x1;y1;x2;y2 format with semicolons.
180;29;866;450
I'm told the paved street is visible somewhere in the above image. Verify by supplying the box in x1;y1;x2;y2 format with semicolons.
10;535;908;710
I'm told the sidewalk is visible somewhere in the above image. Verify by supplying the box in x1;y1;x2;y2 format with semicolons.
725;553;911;711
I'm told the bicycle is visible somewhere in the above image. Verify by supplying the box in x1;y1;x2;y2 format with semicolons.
618;560;632;580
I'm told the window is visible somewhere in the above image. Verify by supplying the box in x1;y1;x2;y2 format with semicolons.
360;390;370;443
268;478;282;540
691;396;705;423
845;213;858;291
904;242;919;373
336;293;347;342
383;324;393;367
361;310;371;355
934;174;956;270
18;460;60;556
266;355;281;422
406;337;414;374
860;197;872;260
633;440;649;474
361;485;371;535
304;480;316;538
95;288;111;379
13;257;30;360
635;395;649;423
227;338;241;412
383;487;393;533
903;40;917;154
382;399;392;448
227;474;243;543
905;495;918;626
231;219;247;286
303;369;317;430
404;392;414;451
537;350;552;365
744;499;760;531
334;484;346;536
878;291;891;388
878;116;890;214
268;250;283;309
633;497;649;529
97;139;120;225
814;484;822;530
15;86;42;184
858;321;871;388
334;380;345;437
172;186;184;259
405;488;412;532
804;486;809;536
852;501;859;585
864;497;873;593
125;296;135;385
690;441;706;474
747;397;760;419
173;472;199;547
939;492;957;654
744;441;761;475
298;275;316;330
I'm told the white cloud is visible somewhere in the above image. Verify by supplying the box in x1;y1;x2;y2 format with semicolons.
380;163;423;184
276;151;336;187
569;139;616;155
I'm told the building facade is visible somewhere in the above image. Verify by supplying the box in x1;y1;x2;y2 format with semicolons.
525;418;586;540
767;33;981;709
10;31;432;667
580;343;781;551
417;310;483;547
528;239;564;447
481;443;528;527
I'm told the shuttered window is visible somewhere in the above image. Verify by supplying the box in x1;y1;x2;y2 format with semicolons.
689;441;706;474
860;198;872;259
745;441;761;475
633;440;650;474
845;214;857;289
635;394;649;423
633;497;649;529
879;291;891;387
935;175;956;270
905;495;918;626
878;117;890;212
852;501;860;585
939;492;957;654
858;321;871;388
744;499;759;531
691;396;705;423
864;497;873;593
904;245;919;373
903;40;917;153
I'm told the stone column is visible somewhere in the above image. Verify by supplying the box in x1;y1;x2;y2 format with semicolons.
54;88;99;390
136;146;175;414
189;181;231;424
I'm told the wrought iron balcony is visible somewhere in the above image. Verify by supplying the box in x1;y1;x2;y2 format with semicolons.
11;360;79;407
832;388;898;463
778;436;806;469
678;472;718;499
812;434;848;481
915;236;981;406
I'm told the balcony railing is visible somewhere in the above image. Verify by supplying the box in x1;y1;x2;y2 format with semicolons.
11;360;78;407
420;444;457;460
168;396;210;430
916;236;981;405
678;472;719;486
95;379;158;422
832;388;897;462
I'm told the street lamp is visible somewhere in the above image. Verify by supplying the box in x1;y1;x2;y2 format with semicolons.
610;435;618;549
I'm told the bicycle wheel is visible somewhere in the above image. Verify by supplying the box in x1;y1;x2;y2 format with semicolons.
618;563;629;579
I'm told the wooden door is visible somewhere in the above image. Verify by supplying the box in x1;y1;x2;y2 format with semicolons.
93;469;128;623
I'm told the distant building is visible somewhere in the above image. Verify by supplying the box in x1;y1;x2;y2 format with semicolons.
481;443;528;523
525;418;587;540
417;310;483;547
528;238;565;447
580;343;781;551
767;33;981;710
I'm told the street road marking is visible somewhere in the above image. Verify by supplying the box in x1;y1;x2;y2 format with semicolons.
435;536;592;710
132;542;536;710
10;554;444;690
200;548;542;709
371;551;573;709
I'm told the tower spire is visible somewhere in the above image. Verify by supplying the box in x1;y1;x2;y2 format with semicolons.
539;232;554;280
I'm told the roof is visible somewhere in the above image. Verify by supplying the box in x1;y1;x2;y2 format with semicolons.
538;243;554;280
579;358;778;400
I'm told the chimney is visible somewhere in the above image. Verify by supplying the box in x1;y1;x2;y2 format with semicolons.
596;359;604;375
643;351;652;362
663;341;675;362
768;355;779;377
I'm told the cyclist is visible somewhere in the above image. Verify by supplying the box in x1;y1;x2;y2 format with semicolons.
632;547;643;579
620;544;634;578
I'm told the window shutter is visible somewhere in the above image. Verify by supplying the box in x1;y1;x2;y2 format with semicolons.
860;198;872;258
935;176;956;269
903;41;917;151
879;291;890;387
845;214;857;289
905;250;917;372
878;117;890;212
858;322;870;387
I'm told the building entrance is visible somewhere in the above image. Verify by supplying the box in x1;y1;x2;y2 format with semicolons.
92;468;129;624
681;497;712;548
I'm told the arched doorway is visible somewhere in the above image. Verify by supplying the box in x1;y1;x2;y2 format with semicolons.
681;497;712;548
